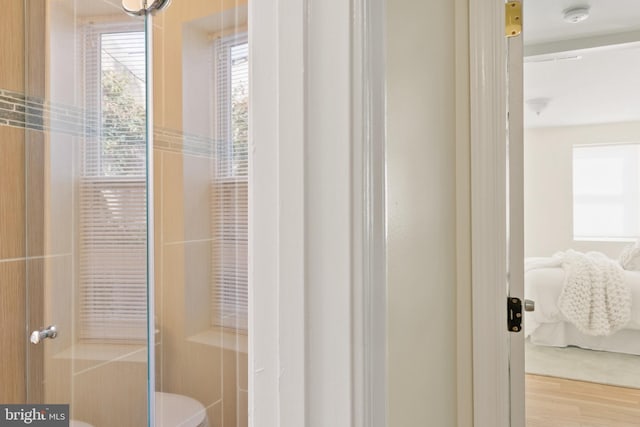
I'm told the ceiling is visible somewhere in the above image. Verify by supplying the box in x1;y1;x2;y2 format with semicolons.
523;0;640;128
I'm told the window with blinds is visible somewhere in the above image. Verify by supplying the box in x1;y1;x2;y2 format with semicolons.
212;33;249;331
573;144;640;240
80;23;147;341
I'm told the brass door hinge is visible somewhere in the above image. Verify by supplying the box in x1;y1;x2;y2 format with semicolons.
506;1;522;38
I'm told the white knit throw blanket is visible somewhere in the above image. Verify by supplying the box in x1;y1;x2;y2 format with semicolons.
556;250;631;336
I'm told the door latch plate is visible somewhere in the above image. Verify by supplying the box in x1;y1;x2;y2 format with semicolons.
507;297;522;332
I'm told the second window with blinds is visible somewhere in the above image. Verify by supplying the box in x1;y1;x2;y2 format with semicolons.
212;33;249;332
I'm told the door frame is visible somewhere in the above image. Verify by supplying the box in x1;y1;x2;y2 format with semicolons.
250;0;387;426
469;0;522;426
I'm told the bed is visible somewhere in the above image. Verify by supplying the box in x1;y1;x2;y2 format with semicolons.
524;256;640;356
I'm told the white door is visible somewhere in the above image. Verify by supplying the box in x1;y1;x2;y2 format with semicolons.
506;1;526;425
470;1;526;426
473;1;640;426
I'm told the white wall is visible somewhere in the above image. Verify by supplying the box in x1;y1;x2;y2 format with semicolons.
387;0;469;425
524;121;640;258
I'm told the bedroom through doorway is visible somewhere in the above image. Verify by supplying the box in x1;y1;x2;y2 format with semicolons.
522;0;640;425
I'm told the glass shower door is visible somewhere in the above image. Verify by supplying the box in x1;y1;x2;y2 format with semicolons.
24;2;150;426
23;1;249;426
150;2;249;426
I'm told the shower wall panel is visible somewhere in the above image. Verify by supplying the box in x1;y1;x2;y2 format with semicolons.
153;1;248;425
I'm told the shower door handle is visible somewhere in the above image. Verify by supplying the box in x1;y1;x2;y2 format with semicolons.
30;325;58;344
122;0;171;15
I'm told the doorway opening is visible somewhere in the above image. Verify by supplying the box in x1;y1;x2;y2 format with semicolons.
522;1;640;425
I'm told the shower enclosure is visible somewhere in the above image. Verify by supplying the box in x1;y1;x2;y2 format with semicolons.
18;0;249;425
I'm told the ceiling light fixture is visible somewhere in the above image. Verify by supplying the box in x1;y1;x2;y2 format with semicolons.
563;6;590;24
526;98;551;116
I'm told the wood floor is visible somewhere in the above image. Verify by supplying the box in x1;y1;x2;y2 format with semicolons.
526;374;640;427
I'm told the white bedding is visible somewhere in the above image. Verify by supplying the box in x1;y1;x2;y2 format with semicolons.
528;323;640;355
524;259;640;337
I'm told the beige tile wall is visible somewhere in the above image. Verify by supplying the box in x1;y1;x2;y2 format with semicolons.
0;261;26;403
0;0;25;93
157;142;250;426
47;354;148;427
0;127;26;260
0;0;51;405
155;145;250;425
0;0;26;404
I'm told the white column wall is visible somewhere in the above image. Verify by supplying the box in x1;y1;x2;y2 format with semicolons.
252;0;473;425
387;0;465;426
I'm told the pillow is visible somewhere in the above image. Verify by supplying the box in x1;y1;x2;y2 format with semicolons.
619;240;640;271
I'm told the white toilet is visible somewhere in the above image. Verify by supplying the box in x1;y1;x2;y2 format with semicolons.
155;392;208;427
69;392;207;427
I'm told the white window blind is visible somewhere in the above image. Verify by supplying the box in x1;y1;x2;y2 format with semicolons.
573;144;640;240
80;23;147;341
211;33;249;330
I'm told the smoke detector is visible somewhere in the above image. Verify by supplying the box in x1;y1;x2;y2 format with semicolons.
563;6;590;23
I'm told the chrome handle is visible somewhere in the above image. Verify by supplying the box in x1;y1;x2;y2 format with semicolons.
524;299;535;312
30;325;58;344
147;0;172;12
122;0;171;16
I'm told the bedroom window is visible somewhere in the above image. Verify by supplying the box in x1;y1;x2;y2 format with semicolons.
573;144;640;240
211;33;249;331
80;22;147;341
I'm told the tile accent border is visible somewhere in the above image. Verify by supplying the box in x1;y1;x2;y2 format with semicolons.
0;88;93;135
154;127;217;159
0;87;219;159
